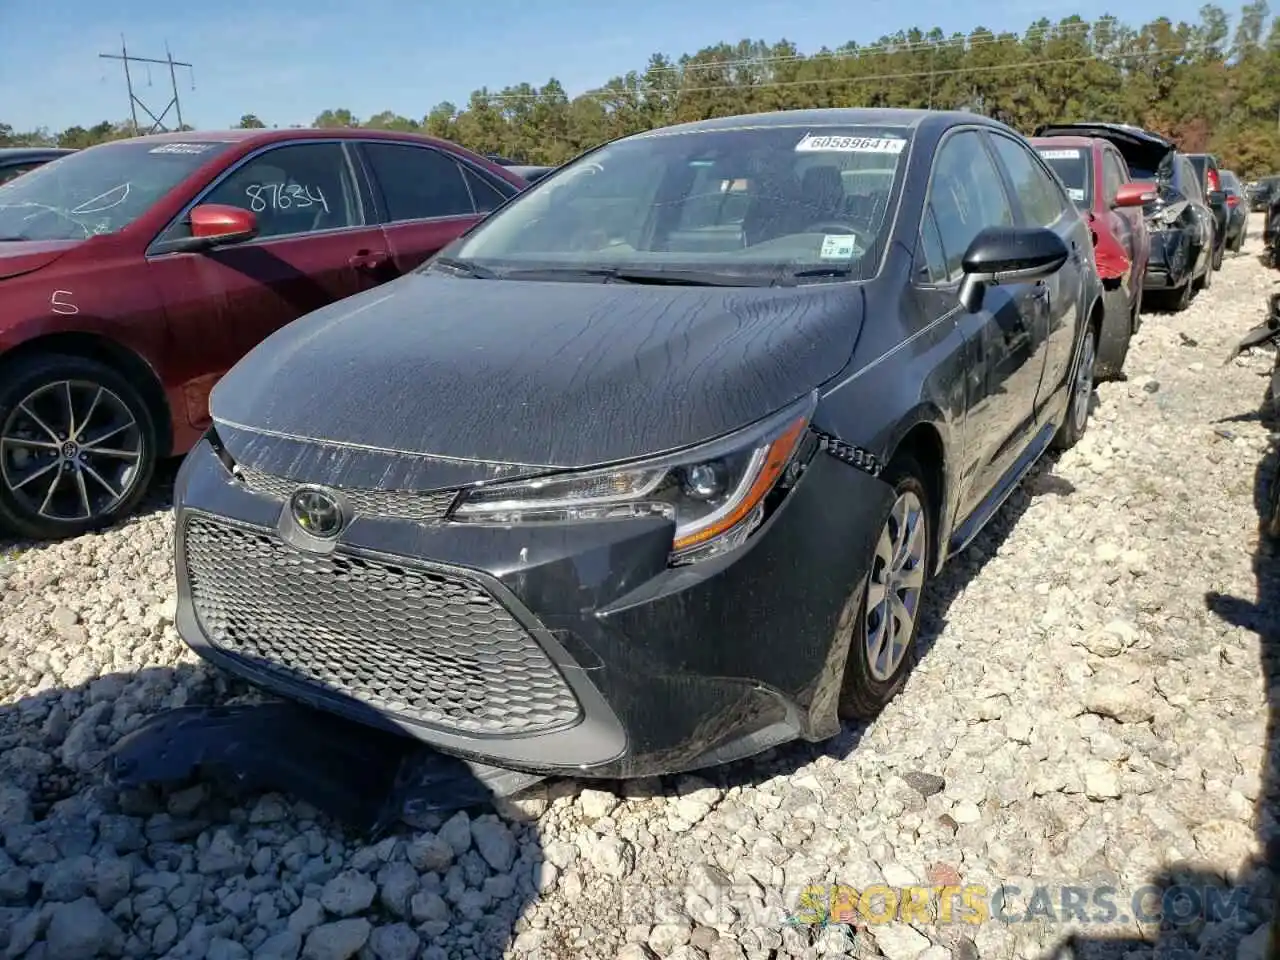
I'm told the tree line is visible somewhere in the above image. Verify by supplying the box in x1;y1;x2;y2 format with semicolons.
4;3;1280;177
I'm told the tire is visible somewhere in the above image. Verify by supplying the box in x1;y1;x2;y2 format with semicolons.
1212;235;1225;270
1161;278;1193;312
1195;253;1213;291
838;455;932;721
0;354;157;541
1051;322;1097;452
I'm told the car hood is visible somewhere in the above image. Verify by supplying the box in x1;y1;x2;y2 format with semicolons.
211;270;864;490
0;239;81;281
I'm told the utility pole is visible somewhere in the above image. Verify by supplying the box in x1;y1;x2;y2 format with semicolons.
98;35;194;136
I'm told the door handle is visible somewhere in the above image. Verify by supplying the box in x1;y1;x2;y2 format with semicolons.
349;250;391;271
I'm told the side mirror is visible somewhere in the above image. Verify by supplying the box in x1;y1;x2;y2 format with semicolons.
191;204;258;245
1114;181;1157;208
160;204;259;253
1207;190;1227;207
957;226;1069;313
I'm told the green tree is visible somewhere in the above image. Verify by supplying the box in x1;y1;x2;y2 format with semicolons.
236;114;267;129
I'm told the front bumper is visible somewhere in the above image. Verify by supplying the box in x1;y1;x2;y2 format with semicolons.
173;435;890;779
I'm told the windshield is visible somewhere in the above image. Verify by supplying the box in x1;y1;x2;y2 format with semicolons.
445;124;912;284
0;139;234;242
1035;147;1091;208
1221;172;1241;193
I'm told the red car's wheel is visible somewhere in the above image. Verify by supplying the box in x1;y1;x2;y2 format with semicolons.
0;354;157;541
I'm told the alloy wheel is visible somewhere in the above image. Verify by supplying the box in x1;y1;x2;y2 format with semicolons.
1072;330;1097;435
864;490;927;682
0;380;144;524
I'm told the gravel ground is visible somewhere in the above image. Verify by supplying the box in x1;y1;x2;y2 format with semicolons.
2;217;1279;960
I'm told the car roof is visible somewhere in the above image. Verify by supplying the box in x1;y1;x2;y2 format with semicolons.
84;128;472;152
627;107;1007;139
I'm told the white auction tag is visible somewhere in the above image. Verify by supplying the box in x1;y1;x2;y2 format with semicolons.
795;134;906;154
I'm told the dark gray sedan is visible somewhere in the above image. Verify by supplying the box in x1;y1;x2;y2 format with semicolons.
172;108;1104;783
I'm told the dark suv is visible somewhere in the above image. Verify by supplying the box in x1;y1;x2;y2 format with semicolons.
1185;153;1230;270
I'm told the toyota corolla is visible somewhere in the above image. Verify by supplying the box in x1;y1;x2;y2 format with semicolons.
174;108;1103;781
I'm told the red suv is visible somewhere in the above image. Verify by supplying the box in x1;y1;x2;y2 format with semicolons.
1031;130;1155;378
0;129;527;540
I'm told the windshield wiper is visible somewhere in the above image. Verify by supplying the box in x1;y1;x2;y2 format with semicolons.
788;266;854;281
0;235;29;242
428;256;499;279
504;266;775;287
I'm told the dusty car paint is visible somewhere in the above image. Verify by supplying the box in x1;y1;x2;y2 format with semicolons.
172;108;1103;781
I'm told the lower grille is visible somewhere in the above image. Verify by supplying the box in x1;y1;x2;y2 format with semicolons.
235;467;458;524
182;515;582;736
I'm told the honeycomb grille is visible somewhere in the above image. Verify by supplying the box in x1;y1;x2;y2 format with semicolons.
235;467;458;523
183;515;582;735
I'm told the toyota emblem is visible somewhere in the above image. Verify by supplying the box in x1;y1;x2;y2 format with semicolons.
289;487;346;539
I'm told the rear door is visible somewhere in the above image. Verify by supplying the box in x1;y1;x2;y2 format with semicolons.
147;139;388;433
984;130;1077;420
356;141;520;273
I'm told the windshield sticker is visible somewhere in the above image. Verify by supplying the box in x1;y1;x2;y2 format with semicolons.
819;234;858;259
796;134;906;154
148;143;217;155
1038;149;1082;160
1067;188;1086;202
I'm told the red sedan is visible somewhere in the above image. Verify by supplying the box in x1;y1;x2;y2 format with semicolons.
1030;134;1155;379
0;129;527;540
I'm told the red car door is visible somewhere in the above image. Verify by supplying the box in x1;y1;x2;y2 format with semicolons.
356;141;519;272
1099;146;1150;308
147;140;390;432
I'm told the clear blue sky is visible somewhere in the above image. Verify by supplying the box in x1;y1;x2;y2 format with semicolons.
1;0;1221;133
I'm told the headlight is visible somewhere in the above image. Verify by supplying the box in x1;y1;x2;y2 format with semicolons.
449;393;817;564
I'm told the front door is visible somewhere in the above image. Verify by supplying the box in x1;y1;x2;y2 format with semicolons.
147;140;389;432
985;130;1082;415
924;128;1049;518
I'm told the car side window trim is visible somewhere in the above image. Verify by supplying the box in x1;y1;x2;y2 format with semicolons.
358;141;481;225
145;139;369;257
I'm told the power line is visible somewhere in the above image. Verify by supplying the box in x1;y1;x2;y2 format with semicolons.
638;17;1117;78
470;42;1209;105
97;35;194;136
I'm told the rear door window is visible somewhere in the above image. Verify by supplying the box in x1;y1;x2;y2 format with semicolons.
363;142;476;221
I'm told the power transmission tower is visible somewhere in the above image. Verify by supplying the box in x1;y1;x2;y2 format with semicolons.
98;35;194;137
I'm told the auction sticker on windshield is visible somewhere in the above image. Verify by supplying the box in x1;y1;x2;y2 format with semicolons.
796;134;906;153
148;143;220;155
820;235;858;259
1067;188;1086;202
1037;149;1082;160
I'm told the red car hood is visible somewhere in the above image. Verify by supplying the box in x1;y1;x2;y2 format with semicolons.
0;239;81;281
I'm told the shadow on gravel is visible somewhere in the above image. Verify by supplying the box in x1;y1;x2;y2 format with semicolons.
0;664;543;959
1033;344;1280;958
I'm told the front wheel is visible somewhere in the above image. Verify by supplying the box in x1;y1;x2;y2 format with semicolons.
838;456;932;721
0;354;157;541
1052;323;1096;452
